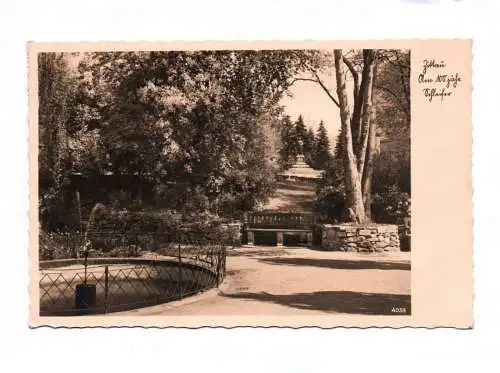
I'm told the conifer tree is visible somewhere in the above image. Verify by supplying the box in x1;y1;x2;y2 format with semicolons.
314;120;331;169
294;115;307;143
304;127;316;166
279;115;298;169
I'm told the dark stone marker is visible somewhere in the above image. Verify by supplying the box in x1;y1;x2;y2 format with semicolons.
75;284;97;312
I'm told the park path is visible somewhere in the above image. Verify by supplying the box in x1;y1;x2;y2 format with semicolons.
118;182;410;317
120;246;411;316
261;181;316;211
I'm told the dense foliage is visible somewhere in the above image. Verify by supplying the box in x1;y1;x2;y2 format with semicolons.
39;50;318;230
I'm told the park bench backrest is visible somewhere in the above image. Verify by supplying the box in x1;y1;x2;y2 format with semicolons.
246;212;315;230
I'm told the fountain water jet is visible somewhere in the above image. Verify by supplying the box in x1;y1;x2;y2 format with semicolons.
74;203;106;313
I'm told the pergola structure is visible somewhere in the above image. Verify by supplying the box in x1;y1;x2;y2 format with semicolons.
277;154;324;183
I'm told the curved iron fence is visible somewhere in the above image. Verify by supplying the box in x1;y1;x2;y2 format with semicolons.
39;242;227;316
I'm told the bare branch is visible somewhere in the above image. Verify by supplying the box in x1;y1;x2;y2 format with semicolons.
289;77;321;85
313;72;340;108
343;55;360;101
289;74;340;108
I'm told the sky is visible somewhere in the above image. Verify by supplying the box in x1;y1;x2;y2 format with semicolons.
280;72;345;148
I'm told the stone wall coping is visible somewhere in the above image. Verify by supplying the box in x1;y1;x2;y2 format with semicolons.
318;223;399;229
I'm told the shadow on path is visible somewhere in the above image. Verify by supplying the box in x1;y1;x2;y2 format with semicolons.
265;193;314;211
258;257;411;271
263;182;316;211
275;182;317;192
228;249;292;258
222;290;411;315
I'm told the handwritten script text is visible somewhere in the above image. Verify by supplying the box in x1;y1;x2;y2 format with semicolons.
418;59;462;102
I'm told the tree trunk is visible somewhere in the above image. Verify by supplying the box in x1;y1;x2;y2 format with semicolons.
361;58;378;219
334;50;367;224
362;119;376;219
356;50;377;174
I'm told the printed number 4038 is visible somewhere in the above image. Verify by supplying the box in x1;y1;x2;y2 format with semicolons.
391;307;407;313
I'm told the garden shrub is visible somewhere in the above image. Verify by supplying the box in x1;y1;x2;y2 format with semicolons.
41;205;239;261
39;231;81;260
371;187;411;226
371;187;411;251
313;185;346;223
85;208;237;251
107;245;142;258
177;220;238;244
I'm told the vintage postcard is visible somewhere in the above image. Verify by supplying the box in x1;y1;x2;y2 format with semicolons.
28;40;472;328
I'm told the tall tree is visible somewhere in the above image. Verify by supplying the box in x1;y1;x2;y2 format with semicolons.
38;53;78;229
311;50;410;223
294;115;307;148
314;120;331;169
279;115;297;169
295;49;377;219
39;53;73;190
303;127;316;166
334;49;377;223
289;49;379;222
333;128;343;160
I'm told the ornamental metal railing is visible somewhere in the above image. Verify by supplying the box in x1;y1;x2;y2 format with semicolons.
39;241;227;316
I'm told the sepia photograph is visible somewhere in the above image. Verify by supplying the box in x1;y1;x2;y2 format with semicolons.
4;0;491;369
35;46;412;319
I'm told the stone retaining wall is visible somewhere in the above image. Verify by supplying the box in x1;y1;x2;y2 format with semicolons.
320;224;400;252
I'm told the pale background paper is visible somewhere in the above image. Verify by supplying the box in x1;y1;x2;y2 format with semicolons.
28;39;471;328
2;0;500;372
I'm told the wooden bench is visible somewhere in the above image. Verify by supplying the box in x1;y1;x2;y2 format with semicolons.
244;212;315;247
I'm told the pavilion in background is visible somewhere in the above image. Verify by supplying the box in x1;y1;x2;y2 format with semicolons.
277;153;324;184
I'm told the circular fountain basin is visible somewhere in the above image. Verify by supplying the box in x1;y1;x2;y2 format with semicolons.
39;257;222;316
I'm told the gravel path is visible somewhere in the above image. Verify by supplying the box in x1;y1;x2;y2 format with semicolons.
262;181;316;211
120;245;411;316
